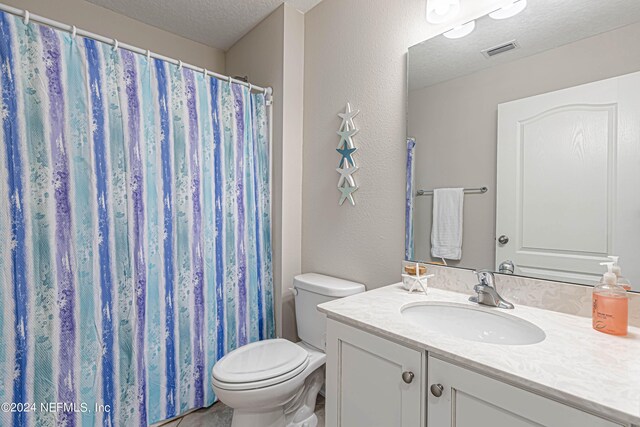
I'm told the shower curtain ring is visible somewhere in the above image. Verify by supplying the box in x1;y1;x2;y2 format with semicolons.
202;68;208;77
228;75;232;84
248;83;252;92
71;25;77;39
146;49;151;62
112;39;119;51
23;10;29;25
178;60;183;70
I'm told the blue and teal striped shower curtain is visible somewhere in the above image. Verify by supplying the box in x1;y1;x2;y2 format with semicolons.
0;11;273;427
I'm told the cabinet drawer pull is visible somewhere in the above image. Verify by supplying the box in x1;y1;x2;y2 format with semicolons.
401;371;414;384
430;383;444;397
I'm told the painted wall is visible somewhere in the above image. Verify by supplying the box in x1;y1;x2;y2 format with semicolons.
2;0;225;71
409;21;640;270
226;4;304;340
302;0;506;290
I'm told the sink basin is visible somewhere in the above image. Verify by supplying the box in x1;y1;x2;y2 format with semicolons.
401;302;546;345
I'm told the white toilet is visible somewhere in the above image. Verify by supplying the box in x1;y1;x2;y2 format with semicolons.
211;273;365;427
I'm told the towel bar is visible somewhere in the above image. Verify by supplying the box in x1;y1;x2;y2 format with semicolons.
416;186;488;196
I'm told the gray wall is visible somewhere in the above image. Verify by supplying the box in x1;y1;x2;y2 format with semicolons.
409;21;640;270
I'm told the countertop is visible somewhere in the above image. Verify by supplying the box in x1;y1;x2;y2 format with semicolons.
317;284;640;425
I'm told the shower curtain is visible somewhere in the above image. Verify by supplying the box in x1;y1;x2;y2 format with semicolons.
0;11;273;427
405;138;416;260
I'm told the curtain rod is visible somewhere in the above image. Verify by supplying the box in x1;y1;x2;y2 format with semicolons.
0;3;273;99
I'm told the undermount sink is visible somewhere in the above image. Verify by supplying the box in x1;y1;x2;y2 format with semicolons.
401;302;546;345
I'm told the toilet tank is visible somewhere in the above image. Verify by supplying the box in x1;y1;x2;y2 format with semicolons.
293;273;365;351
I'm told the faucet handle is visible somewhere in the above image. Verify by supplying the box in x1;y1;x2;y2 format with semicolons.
473;270;495;287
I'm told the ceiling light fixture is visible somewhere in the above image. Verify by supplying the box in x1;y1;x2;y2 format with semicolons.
443;20;476;39
489;0;527;20
426;0;461;24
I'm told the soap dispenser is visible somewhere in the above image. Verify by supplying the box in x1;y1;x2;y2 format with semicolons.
607;256;631;291
592;262;628;336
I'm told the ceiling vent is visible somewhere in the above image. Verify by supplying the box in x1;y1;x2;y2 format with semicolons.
482;40;519;58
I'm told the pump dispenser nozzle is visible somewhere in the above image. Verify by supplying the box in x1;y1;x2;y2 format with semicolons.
605;255;631;290
600;261;614;271
599;262;617;285
607;256;622;276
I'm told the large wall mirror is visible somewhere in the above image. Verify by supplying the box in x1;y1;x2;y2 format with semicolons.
407;0;640;292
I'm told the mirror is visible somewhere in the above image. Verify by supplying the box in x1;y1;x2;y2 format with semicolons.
407;0;640;291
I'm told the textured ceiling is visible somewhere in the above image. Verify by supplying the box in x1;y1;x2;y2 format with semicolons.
409;0;640;90
85;0;324;50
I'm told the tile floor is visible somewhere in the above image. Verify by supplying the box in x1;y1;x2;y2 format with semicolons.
156;396;325;427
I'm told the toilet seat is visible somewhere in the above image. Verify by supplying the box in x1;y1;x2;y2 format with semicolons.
212;339;310;391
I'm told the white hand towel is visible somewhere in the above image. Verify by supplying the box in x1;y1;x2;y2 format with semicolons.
431;188;464;260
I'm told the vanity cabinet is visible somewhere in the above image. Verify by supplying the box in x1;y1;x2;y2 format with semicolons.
325;319;425;427
428;356;625;427
325;319;631;427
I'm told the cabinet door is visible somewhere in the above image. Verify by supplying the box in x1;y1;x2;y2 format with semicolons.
428;356;626;427
325;319;424;427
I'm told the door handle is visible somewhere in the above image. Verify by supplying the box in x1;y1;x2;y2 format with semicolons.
498;235;509;245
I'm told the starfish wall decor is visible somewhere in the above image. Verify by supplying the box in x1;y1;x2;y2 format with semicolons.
336;102;360;206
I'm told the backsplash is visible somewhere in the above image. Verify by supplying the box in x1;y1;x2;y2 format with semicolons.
427;264;640;328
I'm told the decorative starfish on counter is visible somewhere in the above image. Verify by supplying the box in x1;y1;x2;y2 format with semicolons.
401;263;434;294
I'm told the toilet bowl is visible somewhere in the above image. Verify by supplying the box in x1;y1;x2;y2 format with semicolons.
212;340;326;427
212;273;365;427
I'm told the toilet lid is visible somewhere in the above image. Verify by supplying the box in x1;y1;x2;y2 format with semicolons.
213;339;309;385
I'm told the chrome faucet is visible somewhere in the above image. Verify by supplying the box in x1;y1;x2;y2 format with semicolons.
469;270;514;309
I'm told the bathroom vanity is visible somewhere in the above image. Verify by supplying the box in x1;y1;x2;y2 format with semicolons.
319;284;640;427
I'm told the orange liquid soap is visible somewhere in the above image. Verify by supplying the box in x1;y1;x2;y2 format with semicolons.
592;291;628;336
592;263;628;336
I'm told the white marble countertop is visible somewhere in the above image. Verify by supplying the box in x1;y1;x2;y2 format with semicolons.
318;283;640;425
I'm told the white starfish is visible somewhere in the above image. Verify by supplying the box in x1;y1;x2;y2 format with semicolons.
336;128;358;149
338;102;360;132
402;263;434;294
336;165;359;187
338;183;358;206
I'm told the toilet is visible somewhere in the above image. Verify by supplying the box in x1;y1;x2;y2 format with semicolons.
211;273;365;427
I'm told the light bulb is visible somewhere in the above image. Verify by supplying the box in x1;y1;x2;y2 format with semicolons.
489;0;527;20
426;0;461;24
443;20;476;39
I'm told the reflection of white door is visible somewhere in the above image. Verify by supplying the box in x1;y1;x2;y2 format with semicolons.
496;72;640;286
